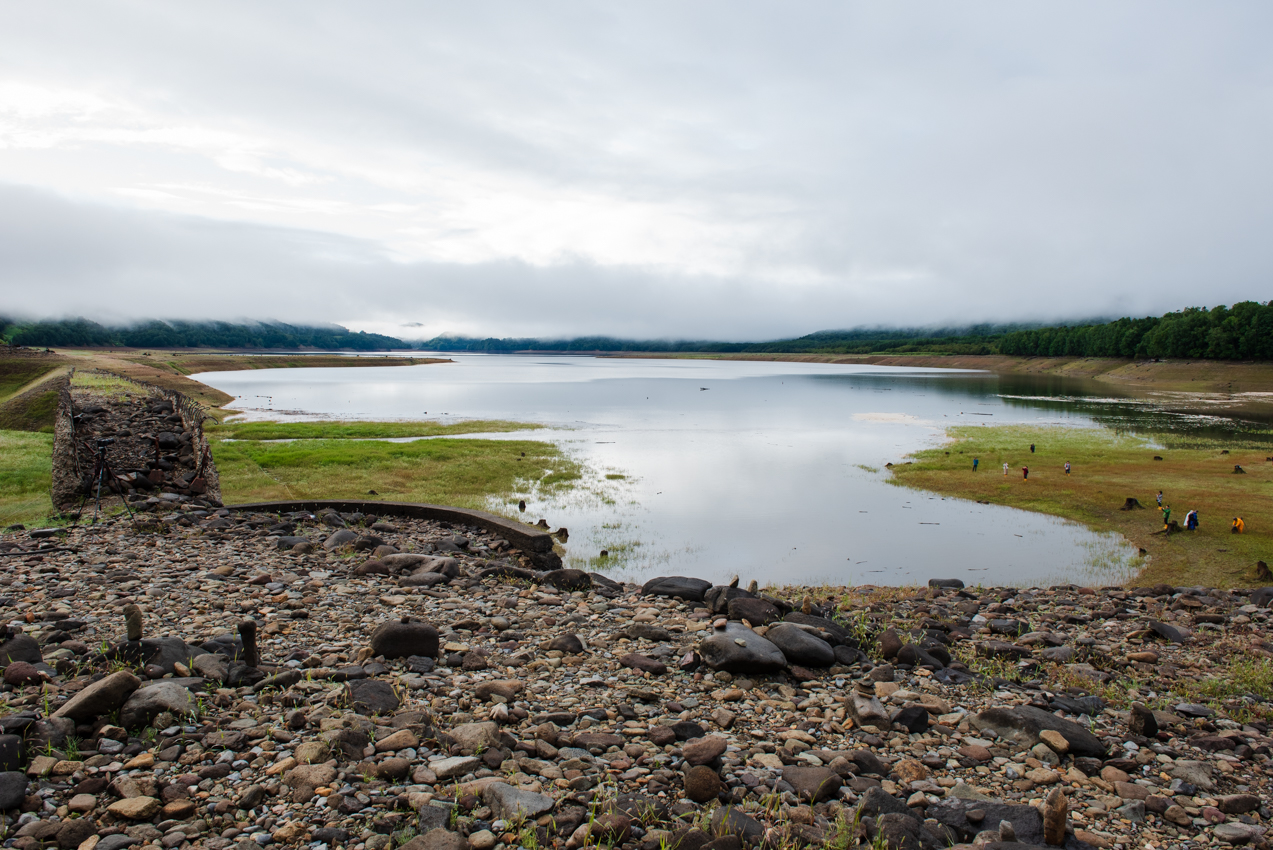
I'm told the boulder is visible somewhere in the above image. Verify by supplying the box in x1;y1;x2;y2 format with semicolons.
399;830;468;850
698;623;786;674
120;682;197;729
52;670;141;722
782;766;842;803
448;722;500;753
972;706;1107;758
683;765;723;803
726;597;782;625
0;634;42;665
323;529;358;550
783;612;853;645
765;623;834;667
641;576;712;602
370;618;439;659
704;586;755;614
682;736;728;765
541;569;591;591
346;679;400;715
546;634;585;654
928;578;965;589
483;782;554;820
0;771;27;810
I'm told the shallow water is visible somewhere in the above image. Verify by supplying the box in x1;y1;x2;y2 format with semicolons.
199;356;1264;587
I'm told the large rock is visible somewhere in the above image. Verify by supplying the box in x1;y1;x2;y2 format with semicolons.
972;706;1108;758
141;637;198;675
483;782;554;820
284;764;337;802
324;529;358;550
927;798;1046;844
0;634;42;665
782;766;842;803
682;736;728;765
448;722;500;754
52;670;141;722
0;772;27;810
698;623;786;674
346;679;400;715
541;569;591;591
399;830;468;850
683;765;723;802
642;576;712;602
704;586;755;614
784;612;853;646
120;681;197;729
726;597;782;625
370;618;439;659
108;796;160;820
765;623;834;667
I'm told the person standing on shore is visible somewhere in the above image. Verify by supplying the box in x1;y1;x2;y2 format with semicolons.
1185;510;1198;530
1022;466;1029;480
1157;491;1163;507
973;458;979;472
1064;461;1071;475
1003;462;1009;476
1161;506;1172;529
1233;517;1245;534
1030;443;1035;454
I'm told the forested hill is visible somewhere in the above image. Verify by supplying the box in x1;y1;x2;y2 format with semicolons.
0;318;406;350
996;302;1273;360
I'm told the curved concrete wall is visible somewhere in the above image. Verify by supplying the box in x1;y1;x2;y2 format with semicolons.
226;499;556;555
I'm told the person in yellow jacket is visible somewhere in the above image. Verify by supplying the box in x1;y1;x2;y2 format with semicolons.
1232;517;1245;534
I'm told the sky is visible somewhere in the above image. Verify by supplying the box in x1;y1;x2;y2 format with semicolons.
2;2;1272;341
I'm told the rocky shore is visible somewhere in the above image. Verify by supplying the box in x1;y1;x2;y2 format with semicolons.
0;504;1270;850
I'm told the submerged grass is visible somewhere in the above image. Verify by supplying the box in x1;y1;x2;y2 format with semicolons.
0;430;55;527
212;434;581;511
208;419;542;441
890;424;1273;588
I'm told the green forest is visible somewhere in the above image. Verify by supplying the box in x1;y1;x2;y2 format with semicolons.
6;302;1273;360
0;318;406;351
996;302;1273;360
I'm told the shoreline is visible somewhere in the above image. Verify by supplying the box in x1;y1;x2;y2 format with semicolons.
0;511;1268;850
888;423;1273;590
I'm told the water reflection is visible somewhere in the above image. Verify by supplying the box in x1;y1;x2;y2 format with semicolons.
199;355;1259;587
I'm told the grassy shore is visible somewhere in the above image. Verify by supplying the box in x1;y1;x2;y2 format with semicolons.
889;424;1273;588
210;421;576;512
0;430;55;528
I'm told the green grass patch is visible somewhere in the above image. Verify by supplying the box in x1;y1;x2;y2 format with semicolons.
0;388;59;432
212;435;579;510
604;473;627;480
0;361;58;402
0;430;54;527
890;424;1273;588
208;419;542;441
69;370;143;400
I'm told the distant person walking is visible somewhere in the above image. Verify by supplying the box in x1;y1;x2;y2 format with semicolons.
1022;466;1029;480
1030;443;1036;454
1064;461;1071;475
1156;491;1163;507
1232;517;1245;534
1003;462;1009;476
973;458;979;472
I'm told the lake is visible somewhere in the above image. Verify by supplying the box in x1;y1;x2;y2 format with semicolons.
198;355;1262;587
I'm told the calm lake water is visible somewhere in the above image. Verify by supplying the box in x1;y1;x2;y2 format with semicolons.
199;356;1262;587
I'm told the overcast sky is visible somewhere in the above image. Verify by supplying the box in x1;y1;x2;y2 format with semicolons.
2;3;1272;340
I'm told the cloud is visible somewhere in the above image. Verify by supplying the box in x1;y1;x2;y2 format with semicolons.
2;3;1273;338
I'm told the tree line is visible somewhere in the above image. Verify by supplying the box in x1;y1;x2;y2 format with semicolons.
0;318;406;351
996;302;1273;360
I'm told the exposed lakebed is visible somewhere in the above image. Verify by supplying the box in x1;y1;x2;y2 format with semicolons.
199;356;1267;587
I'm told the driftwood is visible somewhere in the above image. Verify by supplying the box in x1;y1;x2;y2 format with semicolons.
1120;497;1145;511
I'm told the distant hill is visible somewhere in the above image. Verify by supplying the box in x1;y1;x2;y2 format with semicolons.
423;304;1273;360
420;321;1058;356
0;318;406;351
